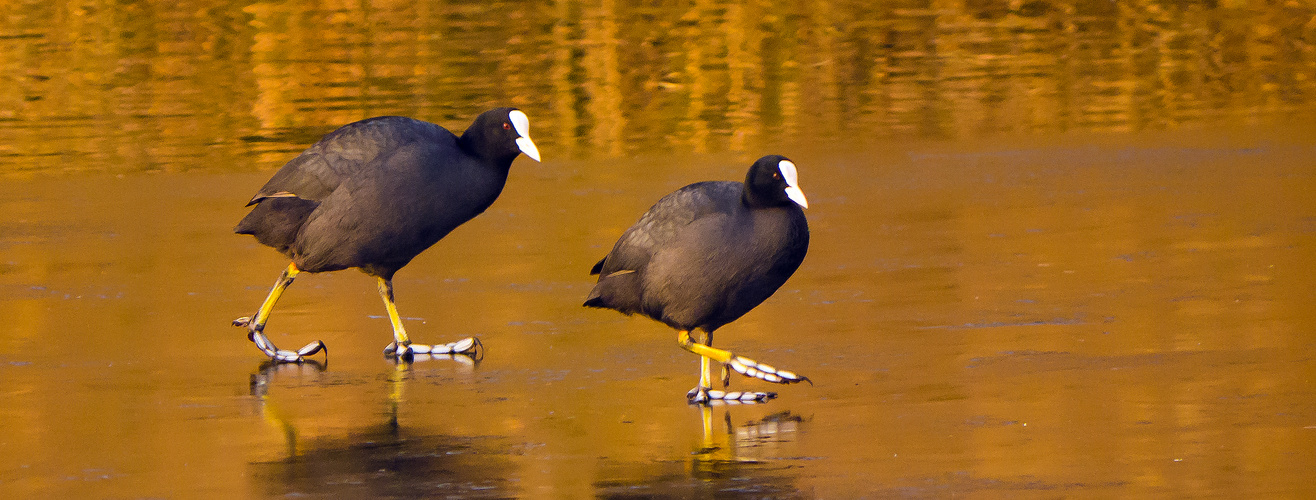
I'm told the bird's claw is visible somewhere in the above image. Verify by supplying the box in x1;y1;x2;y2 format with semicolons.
384;337;482;361
726;355;810;385
687;386;777;404
237;317;327;364
258;337;326;363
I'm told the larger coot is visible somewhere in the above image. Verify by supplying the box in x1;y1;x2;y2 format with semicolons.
233;107;540;362
584;155;811;403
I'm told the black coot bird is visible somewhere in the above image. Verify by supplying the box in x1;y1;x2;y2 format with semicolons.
233;107;540;363
584;155;811;403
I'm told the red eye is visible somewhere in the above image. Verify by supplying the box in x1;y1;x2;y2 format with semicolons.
503;122;511;130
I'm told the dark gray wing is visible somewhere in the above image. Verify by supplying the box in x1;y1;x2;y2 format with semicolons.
236;117;456;255
593;181;741;276
246;117;455;205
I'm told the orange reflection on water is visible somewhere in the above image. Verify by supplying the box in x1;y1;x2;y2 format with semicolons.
4;1;1316;175
0;0;1314;497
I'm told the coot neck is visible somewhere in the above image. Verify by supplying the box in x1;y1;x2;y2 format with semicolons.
458;129;518;172
741;184;784;210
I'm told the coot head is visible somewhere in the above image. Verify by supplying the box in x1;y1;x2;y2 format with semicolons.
744;154;808;209
466;107;541;164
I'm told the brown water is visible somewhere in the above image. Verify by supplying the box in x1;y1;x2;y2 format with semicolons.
3;1;1316;498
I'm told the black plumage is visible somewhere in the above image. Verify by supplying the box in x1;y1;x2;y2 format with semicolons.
584;154;811;402
237;108;537;279
234;107;539;362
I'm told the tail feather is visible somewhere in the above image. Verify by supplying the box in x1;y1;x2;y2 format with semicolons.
235;197;319;257
583;269;642;314
583;277;612;309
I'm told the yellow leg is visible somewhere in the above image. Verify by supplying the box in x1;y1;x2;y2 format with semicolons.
698;330;714;389
377;277;483;359
235;262;325;363
253;263;300;330
677;329;810;403
678;330;732;363
700;353;712;389
377;277;411;346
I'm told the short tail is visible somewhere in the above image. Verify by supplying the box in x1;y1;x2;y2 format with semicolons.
585;255;612;307
582;269;642;314
589;256;606;275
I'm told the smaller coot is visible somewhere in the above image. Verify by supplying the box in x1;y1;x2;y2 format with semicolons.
233;107;540;363
584;155;812;403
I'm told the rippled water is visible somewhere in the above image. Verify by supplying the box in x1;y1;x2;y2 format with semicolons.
2;1;1315;498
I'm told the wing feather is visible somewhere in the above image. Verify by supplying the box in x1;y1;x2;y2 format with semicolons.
594;181;741;275
246;117;455;205
236;117;457;256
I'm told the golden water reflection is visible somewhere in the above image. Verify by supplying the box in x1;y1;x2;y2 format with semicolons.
3;0;1316;175
1;0;1315;498
0;128;1311;496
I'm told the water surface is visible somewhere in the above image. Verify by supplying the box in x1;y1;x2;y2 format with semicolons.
2;1;1315;498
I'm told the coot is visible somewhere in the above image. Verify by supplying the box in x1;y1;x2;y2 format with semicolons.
233;107;540;362
584;155;811;402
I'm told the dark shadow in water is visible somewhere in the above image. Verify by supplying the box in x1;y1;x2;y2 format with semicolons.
246;357;513;498
595;406;810;499
248;427;515;499
249;360;329;398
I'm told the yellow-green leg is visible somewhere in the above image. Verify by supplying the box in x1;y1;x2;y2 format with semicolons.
677;329;810;403
377;277;482;360
233;262;326;363
699;346;713;390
